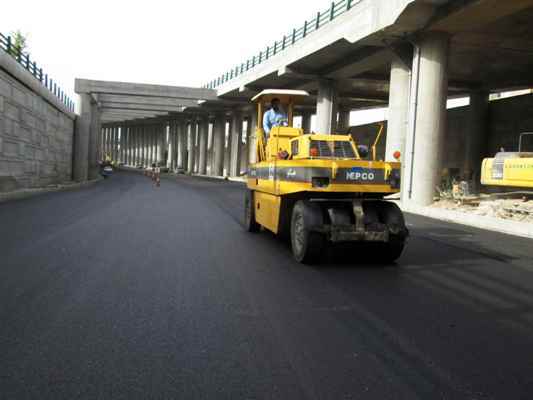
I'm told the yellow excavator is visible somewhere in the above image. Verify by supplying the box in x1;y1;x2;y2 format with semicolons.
481;133;533;190
244;90;408;264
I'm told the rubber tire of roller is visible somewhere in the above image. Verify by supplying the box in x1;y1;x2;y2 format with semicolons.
244;190;260;232
291;200;326;264
377;201;407;263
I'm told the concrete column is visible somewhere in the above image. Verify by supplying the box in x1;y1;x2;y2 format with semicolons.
224;118;232;175
301;111;312;134
168;121;176;170
337;107;351;133
148;126;153;166
107;127;112;159
158;124;166;166
88;102;100;179
73;93;91;182
119;126;124;164
316;79;338;134
230;111;243;176
137;126;143;166
213;113;226;176
130;126;136;166
386;59;411;163
464;90;489;186
127;126;133;166
102;127;108;159
145;126;150;166
247;111;258;165
207;121;214;175
188;119;197;174
198;117;209;175
135;125;144;165
123;126;128;165
405;32;450;206
113;127;118;163
177;119;187;171
174;120;180;171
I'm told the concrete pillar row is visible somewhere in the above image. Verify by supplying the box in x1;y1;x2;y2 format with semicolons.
404;32;450;206
212;114;226;177
316;79;338;134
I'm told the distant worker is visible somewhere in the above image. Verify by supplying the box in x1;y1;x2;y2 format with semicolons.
263;98;287;139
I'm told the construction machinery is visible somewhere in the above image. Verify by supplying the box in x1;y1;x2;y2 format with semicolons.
481;133;533;190
244;90;408;264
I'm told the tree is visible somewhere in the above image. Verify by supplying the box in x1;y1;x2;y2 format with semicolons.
9;30;28;56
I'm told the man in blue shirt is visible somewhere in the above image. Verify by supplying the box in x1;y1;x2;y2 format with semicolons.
263;98;287;139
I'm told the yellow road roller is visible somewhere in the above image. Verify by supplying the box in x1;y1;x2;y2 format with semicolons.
244;90;408;264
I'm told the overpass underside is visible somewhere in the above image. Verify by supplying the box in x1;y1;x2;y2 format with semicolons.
74;0;533;206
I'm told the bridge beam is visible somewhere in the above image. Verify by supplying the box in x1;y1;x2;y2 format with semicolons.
75;79;217;101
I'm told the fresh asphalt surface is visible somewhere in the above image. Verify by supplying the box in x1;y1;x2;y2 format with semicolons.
1;172;533;400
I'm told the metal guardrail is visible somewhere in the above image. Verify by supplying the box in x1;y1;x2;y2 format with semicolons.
203;0;362;90
0;32;75;112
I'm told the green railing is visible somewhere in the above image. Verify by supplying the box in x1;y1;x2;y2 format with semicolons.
203;0;362;90
0;32;75;112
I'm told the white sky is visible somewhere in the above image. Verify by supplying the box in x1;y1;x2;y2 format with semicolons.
0;0;332;106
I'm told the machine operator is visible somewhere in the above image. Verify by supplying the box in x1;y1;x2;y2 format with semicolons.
263;98;287;139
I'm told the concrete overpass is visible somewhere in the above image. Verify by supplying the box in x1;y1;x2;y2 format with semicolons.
74;0;533;206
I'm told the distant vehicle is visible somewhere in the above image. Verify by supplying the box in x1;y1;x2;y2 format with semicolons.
481;133;533;189
101;166;113;179
244;89;408;264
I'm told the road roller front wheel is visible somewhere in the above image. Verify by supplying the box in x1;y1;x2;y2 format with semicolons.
291;200;326;264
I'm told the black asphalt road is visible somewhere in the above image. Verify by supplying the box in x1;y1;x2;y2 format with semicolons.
1;172;533;400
